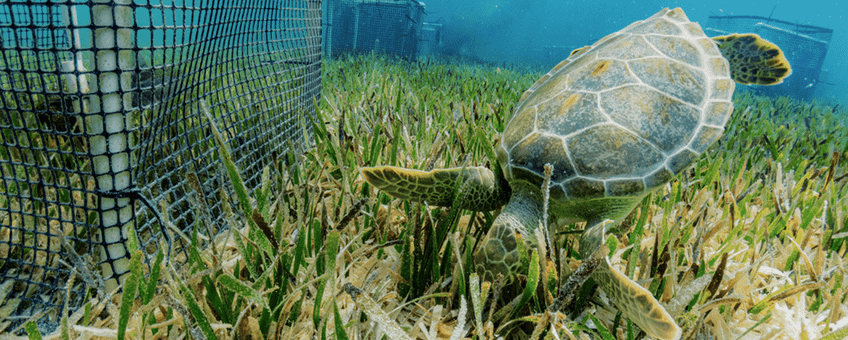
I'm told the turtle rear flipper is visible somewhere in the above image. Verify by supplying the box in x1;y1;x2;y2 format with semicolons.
713;33;792;85
581;222;681;340
361;165;510;211
593;260;682;340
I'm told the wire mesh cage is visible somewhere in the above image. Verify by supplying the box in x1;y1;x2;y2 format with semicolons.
705;15;832;101
417;22;441;57
324;0;424;60
0;0;321;334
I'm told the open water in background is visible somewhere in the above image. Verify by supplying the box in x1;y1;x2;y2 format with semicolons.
1;1;844;105
421;0;846;107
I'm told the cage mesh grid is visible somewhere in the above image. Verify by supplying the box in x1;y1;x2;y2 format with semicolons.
705;15;832;100
324;0;423;60
0;0;321;334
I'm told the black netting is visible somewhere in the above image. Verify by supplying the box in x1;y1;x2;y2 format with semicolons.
0;0;321;334
324;0;423;60
705;15;832;100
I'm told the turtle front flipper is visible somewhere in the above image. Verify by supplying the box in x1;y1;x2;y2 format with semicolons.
712;33;792;85
361;165;510;211
581;223;682;340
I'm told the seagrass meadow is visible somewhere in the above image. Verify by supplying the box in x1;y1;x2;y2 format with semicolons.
20;54;848;339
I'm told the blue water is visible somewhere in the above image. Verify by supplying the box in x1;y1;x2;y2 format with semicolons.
0;1;842;104
421;0;846;105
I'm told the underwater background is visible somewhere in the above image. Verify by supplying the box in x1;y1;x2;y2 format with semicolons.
1;1;847;337
420;0;846;106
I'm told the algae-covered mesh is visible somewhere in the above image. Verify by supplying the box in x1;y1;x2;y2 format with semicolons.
324;0;425;60
0;0;321;333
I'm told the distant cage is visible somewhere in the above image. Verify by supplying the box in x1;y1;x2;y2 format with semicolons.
418;22;442;57
705;15;832;101
324;0;425;60
0;0;321;334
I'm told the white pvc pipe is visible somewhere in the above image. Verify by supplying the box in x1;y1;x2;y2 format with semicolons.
59;1;135;290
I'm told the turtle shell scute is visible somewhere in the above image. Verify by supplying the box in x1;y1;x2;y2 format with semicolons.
567;59;640;92
690;126;724;153
507;132;575;183
566;124;664;179
644;167;675;190
536;92;606;136
646;35;702;68
601;85;700;154
563;177;606;199
626;18;681;36
668;149;700;174
627;58;706;105
608;179;647;196
596;35;662;60
502;105;536;148
704;101;733;127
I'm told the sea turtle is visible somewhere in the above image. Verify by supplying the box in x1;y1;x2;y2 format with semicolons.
361;7;790;340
